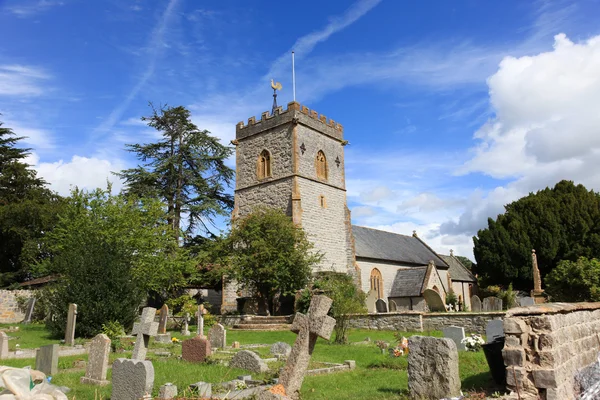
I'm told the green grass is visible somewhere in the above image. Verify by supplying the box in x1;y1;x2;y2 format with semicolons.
0;325;495;399
0;323;60;350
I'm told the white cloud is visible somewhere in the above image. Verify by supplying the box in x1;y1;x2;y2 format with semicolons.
1;120;55;150
0;65;50;96
6;0;64;17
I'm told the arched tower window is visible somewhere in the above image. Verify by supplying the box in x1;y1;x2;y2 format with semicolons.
315;150;328;180
257;150;271;179
370;268;383;299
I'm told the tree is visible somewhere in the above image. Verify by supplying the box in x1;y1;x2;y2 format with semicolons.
545;257;600;302
39;187;194;337
0;120;65;287
473;180;600;290
221;207;321;315
116;104;234;239
455;255;475;271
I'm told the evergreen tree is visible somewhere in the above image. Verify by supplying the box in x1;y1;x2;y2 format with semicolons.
473;180;600;289
116;105;234;239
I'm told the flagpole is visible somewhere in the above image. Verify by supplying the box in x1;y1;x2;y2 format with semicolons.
292;51;296;102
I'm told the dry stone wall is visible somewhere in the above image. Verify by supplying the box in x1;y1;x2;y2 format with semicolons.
423;312;504;334
503;302;600;400
0;290;34;323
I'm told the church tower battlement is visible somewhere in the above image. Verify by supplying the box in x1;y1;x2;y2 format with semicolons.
231;101;356;277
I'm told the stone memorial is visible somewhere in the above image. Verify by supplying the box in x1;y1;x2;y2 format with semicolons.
64;303;77;346
23;297;36;324
181;312;191;336
485;319;504;343
423;288;446;312
407;336;460;399
189;382;212;397
270;341;292;357
81;333;111;385
131;307;159;360
230;350;268;373
442;326;466;351
470;295;482;312
196;304;207;337
519;296;535;307
112;358;154;400
375;299;388;313
182;336;211;363
209;323;226;349
483;296;503;312
156;304;171;343
35;344;59;376
0;331;8;359
365;289;377;313
389;299;398;312
159;383;178;399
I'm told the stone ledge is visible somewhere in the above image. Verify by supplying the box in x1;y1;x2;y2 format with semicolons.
506;302;600;317
425;312;506;317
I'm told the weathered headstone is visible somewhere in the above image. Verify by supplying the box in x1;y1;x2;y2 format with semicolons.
486;319;504;343
519;297;535;307
270;342;292;357
189;382;212;397
277;295;336;398
35;344;59;376
23;297;36;324
155;304;171;343
470;295;482;312
389;299;398;312
64;303;77;346
209;323;226;349
443;326;466;351
0;331;9;359
112;358;154;400
182;336;211;363
365;289;377;313
230;350;268;373
483;297;503;312
159;383;178;399
131;307;159;360
196;304;207;337
375;299;388;313
407;336;460;399
423;288;446;312
181;312;191;336
80;333;111;385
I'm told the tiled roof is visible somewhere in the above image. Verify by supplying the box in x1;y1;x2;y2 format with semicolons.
388;267;428;297
439;255;477;282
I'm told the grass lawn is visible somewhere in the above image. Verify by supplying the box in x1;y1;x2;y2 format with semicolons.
0;324;497;399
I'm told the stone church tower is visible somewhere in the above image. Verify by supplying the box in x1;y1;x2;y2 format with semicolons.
231;101;356;280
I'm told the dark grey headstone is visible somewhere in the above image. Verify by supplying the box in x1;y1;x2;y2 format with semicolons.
375;299;388;313
111;358;154;400
470;295;482;312
35;344;59;375
443;326;466;351
486;319;504;343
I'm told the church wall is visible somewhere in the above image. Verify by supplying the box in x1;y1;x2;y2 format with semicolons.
424;267;447;302
234;179;294;217
389;297;428;312
357;259;405;298
438;269;450;293
296;124;345;189
451;281;472;310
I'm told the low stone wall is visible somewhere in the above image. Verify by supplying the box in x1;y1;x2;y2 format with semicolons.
423;312;505;334
220;314;243;326
0;290;34;323
347;312;423;331
503;302;600;400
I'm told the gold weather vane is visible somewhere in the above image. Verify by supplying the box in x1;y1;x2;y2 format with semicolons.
271;79;282;91
271;79;282;114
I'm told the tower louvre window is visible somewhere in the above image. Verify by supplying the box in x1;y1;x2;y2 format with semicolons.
315;150;328;180
257;149;272;179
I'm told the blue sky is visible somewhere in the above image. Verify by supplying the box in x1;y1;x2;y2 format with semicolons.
2;0;600;259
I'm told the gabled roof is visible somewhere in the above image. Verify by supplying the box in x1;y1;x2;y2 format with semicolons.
439;254;477;282
388;267;427;297
352;225;448;268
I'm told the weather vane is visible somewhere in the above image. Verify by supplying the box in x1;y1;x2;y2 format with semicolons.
271;79;282;115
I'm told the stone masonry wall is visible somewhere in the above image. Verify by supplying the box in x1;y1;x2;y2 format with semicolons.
347;312;424;331
423;312;504;334
502;302;600;400
0;290;35;323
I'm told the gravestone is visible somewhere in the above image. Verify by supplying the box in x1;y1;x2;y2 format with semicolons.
519;297;535;307
443;326;466;351
35;344;59;375
182;336;211;362
270;342;292;357
483;296;503;312
112;358;154;400
230;350;268;373
209;323;226;349
276;295;336;399
155;304;171;343
80;333;111;385
23;297;36;324
389;300;398;312
181;312;191;336
131;307;159;360
407;336;460;399
470;295;482;312
0;331;9;359
486;319;504;343
159;383;178;399
375;299;388;313
64;303;77;346
423;289;446;312
365;289;377;313
196;304;207;337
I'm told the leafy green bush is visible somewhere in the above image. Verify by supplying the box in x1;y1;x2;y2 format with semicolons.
545;257;600;302
101;321;126;352
446;290;457;307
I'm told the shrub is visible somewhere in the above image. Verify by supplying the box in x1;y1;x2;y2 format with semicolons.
446;290;457;307
545;257;600;302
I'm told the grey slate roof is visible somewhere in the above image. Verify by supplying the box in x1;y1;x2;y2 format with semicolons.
388;267;428;297
439;255;477;282
352;225;448;268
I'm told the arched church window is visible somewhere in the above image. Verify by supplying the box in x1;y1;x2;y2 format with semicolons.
370;268;383;299
257;150;272;179
315;150;328;180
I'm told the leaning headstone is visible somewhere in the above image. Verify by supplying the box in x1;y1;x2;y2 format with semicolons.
112;358;154;400
230;350;268;373
155;304;171;343
276;295;335;398
483;296;503;312
131;307;159;360
159;383;178;399
209;323;226;349
64;303;77;346
0;332;9;359
519;297;535;307
389;299;398;312
443;326;466;351
375;299;388;313
182;336;211;363
80;333;111;385
23;297;36;324
470;295;482;312
485;319;504;343
423;288;446;312
35;344;59;376
365;289;377;313
407;336;460;399
181;313;191;336
270;342;292;357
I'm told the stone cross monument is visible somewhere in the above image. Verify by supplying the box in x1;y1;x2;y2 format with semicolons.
196;304;207;337
64;303;77;346
531;249;546;304
131;307;159;360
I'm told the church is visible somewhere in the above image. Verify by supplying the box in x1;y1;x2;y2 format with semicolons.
219;101;476;313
